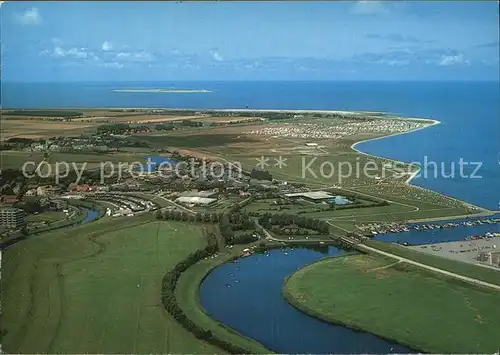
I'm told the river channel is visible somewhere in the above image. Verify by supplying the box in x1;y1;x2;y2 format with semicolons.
199;247;414;353
199;221;500;353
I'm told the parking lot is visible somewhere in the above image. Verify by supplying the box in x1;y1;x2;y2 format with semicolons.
409;237;500;269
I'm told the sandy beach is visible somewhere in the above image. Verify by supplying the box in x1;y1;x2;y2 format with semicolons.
348;119;496;216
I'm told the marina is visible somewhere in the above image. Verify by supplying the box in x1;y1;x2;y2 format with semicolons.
360;217;500;236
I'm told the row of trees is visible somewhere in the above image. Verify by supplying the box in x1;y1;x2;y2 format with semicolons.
219;207;259;244
219;211;259;245
250;168;273;181
258;213;330;235
180;120;203;127
155;123;175;131
15;197;44;214
155;209;220;223
6;110;83;117
160;232;253;354
335;200;389;210
96;123;151;134
97;123;130;134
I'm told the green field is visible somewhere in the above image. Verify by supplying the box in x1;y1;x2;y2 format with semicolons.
2;216;220;353
3;110;84;117
283;254;500;354
0;151;151;171
243;194;472;230
364;240;500;286
25;211;67;223
139;122;479;225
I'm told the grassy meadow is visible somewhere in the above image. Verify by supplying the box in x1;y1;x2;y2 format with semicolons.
364;240;500;286
140;124;478;224
1;215;220;354
283;254;500;354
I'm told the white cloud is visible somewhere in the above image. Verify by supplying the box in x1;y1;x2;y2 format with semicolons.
132;51;154;62
372;59;410;66
213;52;223;61
438;54;469;66
15;7;42;25
209;48;224;62
100;62;124;69
116;52;131;59
53;47;66;57
114;51;154;62
39;49;51;56
350;1;389;15
40;46;99;61
102;41;113;52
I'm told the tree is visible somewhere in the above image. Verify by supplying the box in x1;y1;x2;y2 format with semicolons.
20;226;29;237
250;168;273;181
18;197;43;214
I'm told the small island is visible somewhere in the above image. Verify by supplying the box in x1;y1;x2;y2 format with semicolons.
113;89;212;93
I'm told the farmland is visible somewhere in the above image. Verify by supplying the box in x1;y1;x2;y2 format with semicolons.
1;216;220;353
0;151;150;171
0;118;96;140
1;108;487;226
283;254;500;354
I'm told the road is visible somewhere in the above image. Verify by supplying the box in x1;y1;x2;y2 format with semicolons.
254;219;333;243
356;242;500;292
257;219;500;291
136;192;196;214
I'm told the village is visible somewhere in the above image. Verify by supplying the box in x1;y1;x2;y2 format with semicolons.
246;118;431;140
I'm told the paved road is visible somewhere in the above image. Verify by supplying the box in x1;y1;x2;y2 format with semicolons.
258;221;500;292
356;242;500;292
126;192;196;214
255;219;333;243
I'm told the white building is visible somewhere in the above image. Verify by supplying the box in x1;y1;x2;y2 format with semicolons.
176;196;217;206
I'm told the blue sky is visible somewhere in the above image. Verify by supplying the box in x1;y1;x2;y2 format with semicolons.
1;1;499;81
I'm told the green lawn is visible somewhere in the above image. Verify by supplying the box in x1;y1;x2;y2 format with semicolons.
2;216;220;354
283;254;500;354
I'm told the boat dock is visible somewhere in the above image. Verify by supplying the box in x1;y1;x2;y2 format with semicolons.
360;218;500;236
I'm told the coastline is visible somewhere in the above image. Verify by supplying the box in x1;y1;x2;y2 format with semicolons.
349;118;494;216
281;256;426;354
4;105;493;217
0;107;433;120
350;117;441;182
